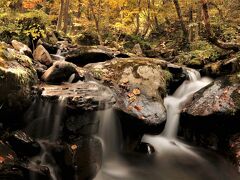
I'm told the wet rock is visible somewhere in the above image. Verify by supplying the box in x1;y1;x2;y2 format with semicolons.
41;61;81;84
33;45;53;66
6;131;41;157
38;81;116;111
0;42;38;122
11;40;32;58
85;57;170;134
61;46;115;66
182;75;240;117
37;39;58;54
179;75;240;152
62;136;102;180
0;141;23;180
64;111;99;137
167;63;187;94
20;162;51;180
33;61;48;77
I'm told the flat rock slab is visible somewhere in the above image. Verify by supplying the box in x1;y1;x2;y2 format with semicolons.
38;81;116;111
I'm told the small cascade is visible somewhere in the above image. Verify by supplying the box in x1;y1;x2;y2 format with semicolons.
162;69;212;138
97;109;122;156
25;97;66;180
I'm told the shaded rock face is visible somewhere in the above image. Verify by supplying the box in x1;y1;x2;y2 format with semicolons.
33;45;53;66
39;81;116;111
85;57;171;135
61;46;115;66
6;131;41;157
0;141;50;180
61;137;102;180
41;61;81;84
179;75;240;161
0;42;38;122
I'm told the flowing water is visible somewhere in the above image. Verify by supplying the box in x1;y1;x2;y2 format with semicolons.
95;69;240;180
25;97;66;180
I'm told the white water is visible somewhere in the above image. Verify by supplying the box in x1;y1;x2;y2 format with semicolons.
162;69;212;138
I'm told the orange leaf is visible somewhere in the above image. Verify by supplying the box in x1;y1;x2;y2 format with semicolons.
133;88;141;96
134;105;142;111
0;156;5;163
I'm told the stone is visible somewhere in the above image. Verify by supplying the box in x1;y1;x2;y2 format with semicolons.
33;45;53;66
41;61;81;84
6;131;41;157
0;42;38;122
132;44;143;56
85;57;170;134
37;81;116;111
11;40;32;57
182;76;240;117
61;46;115;66
62;136;102;180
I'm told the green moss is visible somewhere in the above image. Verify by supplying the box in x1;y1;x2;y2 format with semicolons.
162;70;173;82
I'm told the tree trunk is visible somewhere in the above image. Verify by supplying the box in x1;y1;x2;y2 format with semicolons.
134;0;142;35
63;0;70;34
188;6;194;42
77;0;82;18
173;0;189;46
143;0;151;37
89;0;103;44
201;0;240;51
57;0;65;31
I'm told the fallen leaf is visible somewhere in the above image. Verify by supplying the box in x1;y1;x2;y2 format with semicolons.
0;156;5;163
129;96;137;103
133;88;141;96
127;93;135;98
134;105;142;111
71;144;78;151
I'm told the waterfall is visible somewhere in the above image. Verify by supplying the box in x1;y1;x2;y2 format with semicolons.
162;69;212;138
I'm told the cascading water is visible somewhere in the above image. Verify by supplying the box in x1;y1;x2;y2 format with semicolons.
162;69;212;138
95;68;240;180
25;97;66;180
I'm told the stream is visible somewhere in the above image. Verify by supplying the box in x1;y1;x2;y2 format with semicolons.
94;70;240;180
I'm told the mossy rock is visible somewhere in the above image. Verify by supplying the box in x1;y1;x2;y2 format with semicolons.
0;42;38;121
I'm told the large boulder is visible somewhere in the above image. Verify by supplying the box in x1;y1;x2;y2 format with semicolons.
182;75;240;117
0;42;38;122
85;57;173;134
179;75;240;154
33;45;53;66
61;46;115;66
41;61;82;84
